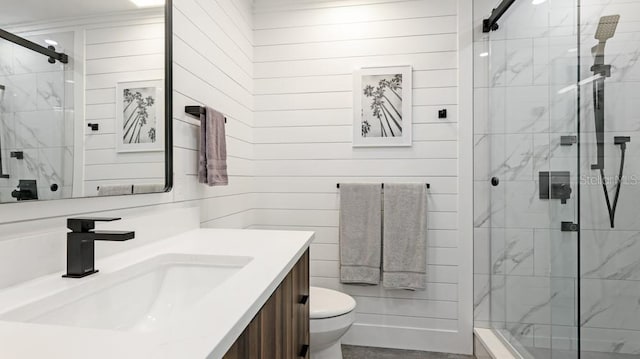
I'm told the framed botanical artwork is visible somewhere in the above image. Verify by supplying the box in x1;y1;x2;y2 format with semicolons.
353;66;412;147
115;80;164;152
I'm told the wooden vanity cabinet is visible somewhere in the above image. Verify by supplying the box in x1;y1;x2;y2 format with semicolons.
223;250;310;359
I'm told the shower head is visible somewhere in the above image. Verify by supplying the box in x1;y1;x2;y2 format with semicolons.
595;15;620;42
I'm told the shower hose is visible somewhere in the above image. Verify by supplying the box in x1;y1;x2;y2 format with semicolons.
597;142;626;228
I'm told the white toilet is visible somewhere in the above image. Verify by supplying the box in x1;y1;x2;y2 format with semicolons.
309;286;357;359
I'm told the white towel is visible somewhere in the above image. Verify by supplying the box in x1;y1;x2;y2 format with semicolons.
133;183;165;194
382;183;428;290
339;183;382;285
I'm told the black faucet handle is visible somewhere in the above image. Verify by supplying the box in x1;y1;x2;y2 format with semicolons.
67;217;122;232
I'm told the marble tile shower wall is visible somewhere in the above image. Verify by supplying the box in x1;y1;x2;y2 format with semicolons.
473;0;581;353
0;32;75;202
83;18;166;195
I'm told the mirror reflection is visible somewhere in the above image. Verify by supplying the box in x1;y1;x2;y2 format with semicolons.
0;0;169;203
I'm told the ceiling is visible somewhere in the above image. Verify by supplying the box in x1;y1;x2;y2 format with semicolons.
0;0;153;26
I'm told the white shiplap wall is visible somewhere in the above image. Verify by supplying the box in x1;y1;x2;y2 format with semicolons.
251;0;470;353
84;16;166;195
171;0;255;229
0;0;254;288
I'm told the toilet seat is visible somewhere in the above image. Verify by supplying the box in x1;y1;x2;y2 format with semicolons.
310;286;356;319
309;287;356;359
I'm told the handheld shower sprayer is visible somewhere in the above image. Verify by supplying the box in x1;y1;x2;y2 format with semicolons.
594;16;619;56
591;15;620;171
595;15;620;42
591;15;627;228
591;15;619;79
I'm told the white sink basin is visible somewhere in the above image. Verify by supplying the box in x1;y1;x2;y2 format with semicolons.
0;253;252;332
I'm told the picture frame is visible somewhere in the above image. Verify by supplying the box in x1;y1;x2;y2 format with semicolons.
115;79;164;152
353;66;412;147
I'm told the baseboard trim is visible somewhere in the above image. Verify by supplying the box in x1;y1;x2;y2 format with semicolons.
342;323;471;355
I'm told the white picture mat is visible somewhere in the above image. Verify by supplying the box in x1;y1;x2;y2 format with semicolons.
115;79;164;153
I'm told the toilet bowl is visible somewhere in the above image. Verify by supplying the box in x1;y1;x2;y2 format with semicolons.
309;286;357;359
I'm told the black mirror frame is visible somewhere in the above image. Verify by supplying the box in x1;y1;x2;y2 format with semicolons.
164;0;173;192
0;3;174;203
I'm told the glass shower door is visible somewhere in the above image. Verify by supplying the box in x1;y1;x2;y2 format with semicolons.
483;0;581;357
545;3;581;354
578;1;640;357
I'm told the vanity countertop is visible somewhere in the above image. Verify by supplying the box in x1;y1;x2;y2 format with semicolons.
0;228;314;359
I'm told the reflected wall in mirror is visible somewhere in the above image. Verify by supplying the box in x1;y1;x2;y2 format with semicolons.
0;0;172;203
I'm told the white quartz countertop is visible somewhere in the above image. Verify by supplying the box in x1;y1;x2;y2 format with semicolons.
0;228;314;359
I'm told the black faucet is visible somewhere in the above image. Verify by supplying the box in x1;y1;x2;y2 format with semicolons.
63;217;135;278
11;179;38;201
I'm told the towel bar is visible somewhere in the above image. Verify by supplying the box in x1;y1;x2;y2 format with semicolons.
336;183;430;189
185;106;227;123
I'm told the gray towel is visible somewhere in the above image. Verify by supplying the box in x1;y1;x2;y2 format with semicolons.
382;183;427;290
97;185;132;197
339;183;382;285
198;107;228;186
133;183;165;194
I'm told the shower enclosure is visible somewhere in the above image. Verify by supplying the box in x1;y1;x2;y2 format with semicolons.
473;0;640;358
0;30;75;202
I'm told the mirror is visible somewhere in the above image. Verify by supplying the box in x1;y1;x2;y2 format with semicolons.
0;0;172;203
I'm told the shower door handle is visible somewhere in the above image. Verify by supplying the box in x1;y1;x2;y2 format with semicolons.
561;222;579;232
491;177;499;186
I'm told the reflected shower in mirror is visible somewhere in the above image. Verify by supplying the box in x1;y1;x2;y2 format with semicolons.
0;0;171;203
